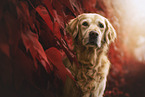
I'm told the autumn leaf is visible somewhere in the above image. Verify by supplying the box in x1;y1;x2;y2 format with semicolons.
21;30;52;73
45;47;75;82
36;5;53;32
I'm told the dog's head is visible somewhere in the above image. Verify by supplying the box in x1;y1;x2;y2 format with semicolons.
66;13;117;48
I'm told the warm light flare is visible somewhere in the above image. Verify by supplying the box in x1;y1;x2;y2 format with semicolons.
113;0;145;62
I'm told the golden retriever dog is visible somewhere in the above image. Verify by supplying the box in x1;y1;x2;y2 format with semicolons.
63;13;116;97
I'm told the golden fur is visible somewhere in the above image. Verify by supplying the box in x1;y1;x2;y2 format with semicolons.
63;13;116;97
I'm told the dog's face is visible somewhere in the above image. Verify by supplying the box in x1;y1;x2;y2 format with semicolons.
66;13;116;48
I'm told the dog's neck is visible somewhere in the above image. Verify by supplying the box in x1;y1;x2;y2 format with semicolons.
73;43;109;96
74;44;108;66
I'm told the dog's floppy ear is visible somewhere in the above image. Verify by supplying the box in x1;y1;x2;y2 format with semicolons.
66;17;79;38
104;19;117;44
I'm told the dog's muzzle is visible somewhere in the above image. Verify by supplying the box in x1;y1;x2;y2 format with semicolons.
87;31;100;47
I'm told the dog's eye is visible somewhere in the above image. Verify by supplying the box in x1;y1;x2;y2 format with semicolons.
82;22;89;26
98;22;104;28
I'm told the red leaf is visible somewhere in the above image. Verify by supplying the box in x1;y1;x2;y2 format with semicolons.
59;39;79;68
45;47;75;82
59;0;78;15
36;5;53;32
36;6;62;40
52;0;64;18
53;21;62;40
21;30;52;73
53;10;64;29
42;0;55;18
69;0;83;14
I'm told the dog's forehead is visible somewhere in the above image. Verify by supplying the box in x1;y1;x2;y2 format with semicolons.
78;13;105;22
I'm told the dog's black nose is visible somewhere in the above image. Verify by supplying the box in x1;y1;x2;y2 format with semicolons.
88;31;99;46
89;31;98;38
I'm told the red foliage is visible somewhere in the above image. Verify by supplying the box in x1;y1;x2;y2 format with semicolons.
45;47;74;82
35;3;79;81
21;30;52;72
1;0;142;97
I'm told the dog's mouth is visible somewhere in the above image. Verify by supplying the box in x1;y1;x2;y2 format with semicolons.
86;41;101;48
83;37;101;48
87;37;101;48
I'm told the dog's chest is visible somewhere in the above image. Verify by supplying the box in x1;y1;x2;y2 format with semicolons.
77;63;106;88
75;55;110;97
63;48;110;97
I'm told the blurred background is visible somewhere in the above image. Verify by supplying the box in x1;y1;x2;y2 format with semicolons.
113;0;145;62
105;0;145;97
0;0;145;97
